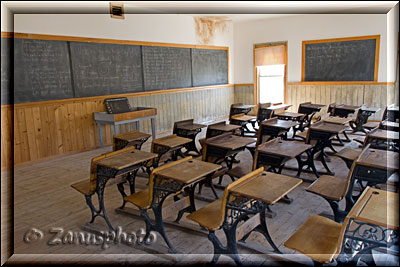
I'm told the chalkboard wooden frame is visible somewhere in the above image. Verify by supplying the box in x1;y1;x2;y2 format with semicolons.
2;32;230;105
301;35;380;83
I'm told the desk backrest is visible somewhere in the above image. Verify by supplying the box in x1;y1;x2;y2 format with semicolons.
252;138;281;170
218;167;264;229
202;132;232;164
256;117;279;146
172;119;194;134
147;156;193;208
257;103;273;122
229;103;244;119
297;102;312;113
205;121;227;138
89;146;136;194
306;120;325;144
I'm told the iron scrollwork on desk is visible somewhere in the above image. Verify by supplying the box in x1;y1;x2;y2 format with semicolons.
339;218;399;265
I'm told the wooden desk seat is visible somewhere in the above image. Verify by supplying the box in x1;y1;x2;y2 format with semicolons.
284;214;344;264
363;121;379;130
336;148;360;169
125;157;192;210
187;168;263;231
295;129;308;140
306;150;362;223
71;146;135;196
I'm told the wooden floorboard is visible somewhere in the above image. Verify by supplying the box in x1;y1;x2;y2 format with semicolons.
3;125;398;265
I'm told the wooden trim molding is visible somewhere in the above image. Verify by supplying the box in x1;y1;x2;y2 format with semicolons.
301;35;380;83
234;83;254;87
1;84;234;109
288;81;396;86
4;32;229;50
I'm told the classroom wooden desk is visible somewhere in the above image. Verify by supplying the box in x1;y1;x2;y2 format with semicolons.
113;130;151;151
322;116;352;143
230;114;257;136
255;138;318;178
340;187;399;265
139;159;221;253
94;149;158;230
206;122;242;138
332;104;360;118
298;103;326;115
205;134;255;169
151;135;192;167
94;108;157;147
349;106;381;133
308;122;349;175
261;119;299;140
267;104;292;116
173;121;206;155
345;148;399;210
381;120;399;131
274;112;307;137
364;128;399;151
231;171;302;253
231;104;256;115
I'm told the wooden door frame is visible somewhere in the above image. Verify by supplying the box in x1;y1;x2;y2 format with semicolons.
253;42;288;108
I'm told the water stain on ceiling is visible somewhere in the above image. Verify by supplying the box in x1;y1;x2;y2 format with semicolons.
194;16;231;45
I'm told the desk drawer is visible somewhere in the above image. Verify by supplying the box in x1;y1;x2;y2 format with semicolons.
354;165;390;184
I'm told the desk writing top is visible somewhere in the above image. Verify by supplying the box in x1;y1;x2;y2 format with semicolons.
335;105;360;111
208;124;242;132
177;123;207;131
360;106;380;113
301;103;326;109
275;112;306;119
233;104;256;109
257;139;313;158
357;148;399;171
387;105;399;111
113;130;151;142
231;114;256;122
267;104;292;111
322;116;352;125
205;134;255;150
310;121;348;134
381;120;399;128
262;119;299;129
154;159;221;184
152;135;192;148
230;171;302;205
347;187;399;230
368;129;399;141
96;149;158;171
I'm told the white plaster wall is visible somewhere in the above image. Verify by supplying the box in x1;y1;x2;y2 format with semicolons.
7;13;234;83
233;14;389;83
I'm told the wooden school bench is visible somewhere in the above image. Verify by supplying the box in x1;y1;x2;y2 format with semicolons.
285;187;398;266
124;156;221;253
187;168;302;265
70;146;157;231
113;130;151;151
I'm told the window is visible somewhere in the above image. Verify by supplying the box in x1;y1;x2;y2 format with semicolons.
258;64;285;104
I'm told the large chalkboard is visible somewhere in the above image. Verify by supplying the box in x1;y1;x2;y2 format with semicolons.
70;42;143;97
303;37;378;82
192;49;228;86
1;37;12;105
142;46;192;91
14;38;74;103
3;37;229;105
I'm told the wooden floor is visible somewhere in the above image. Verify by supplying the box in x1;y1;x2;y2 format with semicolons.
3;122;398;266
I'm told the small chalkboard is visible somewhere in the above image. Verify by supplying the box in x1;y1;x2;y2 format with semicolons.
1;37;12;105
303;36;379;82
105;97;132;114
192;49;228;86
142;46;192;91
13;38;74;103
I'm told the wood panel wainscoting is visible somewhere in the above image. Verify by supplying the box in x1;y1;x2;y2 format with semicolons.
1;85;234;171
234;82;398;121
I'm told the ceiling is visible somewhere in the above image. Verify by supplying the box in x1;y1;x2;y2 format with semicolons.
2;1;398;23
